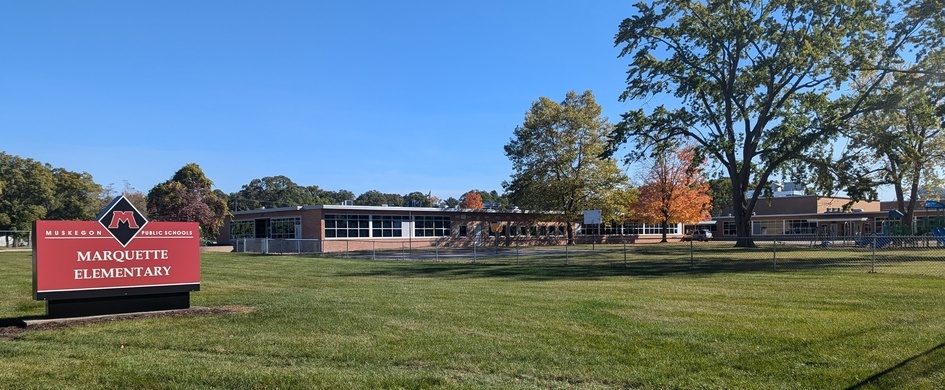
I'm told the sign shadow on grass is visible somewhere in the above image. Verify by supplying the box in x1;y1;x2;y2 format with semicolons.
846;341;945;389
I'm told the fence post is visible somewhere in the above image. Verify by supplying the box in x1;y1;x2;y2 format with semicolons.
402;242;406;261
473;242;477;263
690;237;694;268
623;241;627;267
871;234;877;273
515;240;519;264
435;238;439;262
566;242;569;265
772;239;777;270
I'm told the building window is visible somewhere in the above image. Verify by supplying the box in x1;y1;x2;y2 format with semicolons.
372;215;407;237
270;217;301;239
787;220;817;235
415;216;451;237
325;214;370;238
459;225;467;237
230;220;255;240
874;218;890;234
723;221;737;236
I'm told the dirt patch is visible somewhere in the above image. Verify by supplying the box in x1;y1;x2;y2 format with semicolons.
0;305;253;340
201;245;234;253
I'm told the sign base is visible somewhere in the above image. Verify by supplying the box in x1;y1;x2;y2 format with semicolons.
46;292;191;319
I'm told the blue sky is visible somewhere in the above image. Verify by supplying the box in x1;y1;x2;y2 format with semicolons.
1;1;637;200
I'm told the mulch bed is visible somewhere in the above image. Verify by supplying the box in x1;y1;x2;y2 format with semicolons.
0;306;252;340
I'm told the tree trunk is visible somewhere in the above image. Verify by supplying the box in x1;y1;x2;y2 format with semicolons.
660;220;668;243
732;188;756;248
905;170;921;234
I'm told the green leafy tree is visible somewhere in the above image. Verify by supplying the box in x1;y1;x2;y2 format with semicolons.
707;178;733;217
841;72;945;232
445;197;459;208
320;189;355;205
383;193;406;207
0;153;55;231
504;90;629;244
47;168;102;221
147;164;228;240
606;0;943;246
301;185;332;205
356;190;389;206
403;191;430;207
234;175;317;210
172;163;213;190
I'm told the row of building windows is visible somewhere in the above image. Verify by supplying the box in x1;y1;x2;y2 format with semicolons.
232;216;698;240
325;214;371;238
230;220;255;239
324;215;451;238
271;217;301;239
721;218;895;237
458;224;569;237
579;223;680;235
415;216;451;237
230;217;301;239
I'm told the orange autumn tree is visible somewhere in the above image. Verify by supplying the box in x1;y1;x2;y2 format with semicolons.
459;190;484;209
632;146;711;243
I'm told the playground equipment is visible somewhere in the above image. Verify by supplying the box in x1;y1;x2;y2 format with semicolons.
931;227;945;246
857;202;945;248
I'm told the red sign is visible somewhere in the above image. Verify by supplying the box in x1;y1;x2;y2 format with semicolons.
34;220;200;296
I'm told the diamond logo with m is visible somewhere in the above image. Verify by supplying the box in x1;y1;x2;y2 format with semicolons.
97;196;148;247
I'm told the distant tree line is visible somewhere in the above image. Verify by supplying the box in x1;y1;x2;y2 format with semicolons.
224;174;510;211
0;151;512;240
0;152;120;232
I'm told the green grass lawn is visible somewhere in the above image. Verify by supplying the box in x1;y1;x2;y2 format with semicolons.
2;249;945;389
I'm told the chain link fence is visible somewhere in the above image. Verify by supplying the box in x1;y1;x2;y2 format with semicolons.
232;235;945;278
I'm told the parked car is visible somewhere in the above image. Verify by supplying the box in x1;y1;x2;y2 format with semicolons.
692;229;713;241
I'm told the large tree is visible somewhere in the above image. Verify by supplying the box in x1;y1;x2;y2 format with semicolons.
459;190;484;209
842;71;945;232
606;0;944;246
0;153;55;231
46;168;102;221
504;90;629;244
403;191;431;207
355;190;404;206
147;163;228;240
707;178;733;217
319;189;356;205
631;147;712;243
233;175;318;210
